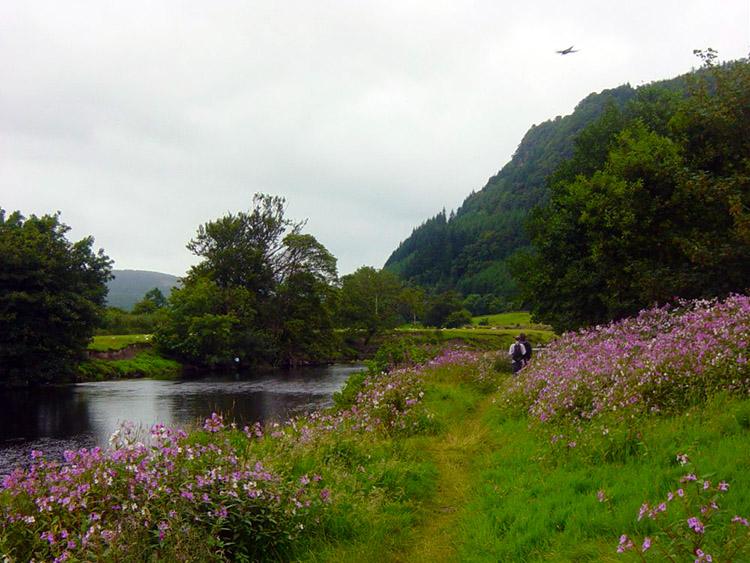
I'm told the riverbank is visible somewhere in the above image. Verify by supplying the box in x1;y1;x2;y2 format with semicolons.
80;336;182;381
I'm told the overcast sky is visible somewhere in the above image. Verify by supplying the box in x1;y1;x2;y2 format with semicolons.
2;1;748;278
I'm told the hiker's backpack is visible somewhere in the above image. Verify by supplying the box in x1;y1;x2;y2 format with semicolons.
512;342;525;361
522;341;532;361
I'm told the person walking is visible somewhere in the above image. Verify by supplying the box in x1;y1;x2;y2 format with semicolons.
509;335;525;374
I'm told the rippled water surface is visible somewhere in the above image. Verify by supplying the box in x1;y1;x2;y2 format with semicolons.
0;363;364;476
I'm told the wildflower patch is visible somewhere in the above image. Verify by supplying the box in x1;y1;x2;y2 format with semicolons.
501;295;750;453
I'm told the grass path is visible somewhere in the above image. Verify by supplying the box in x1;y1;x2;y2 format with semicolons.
395;396;497;562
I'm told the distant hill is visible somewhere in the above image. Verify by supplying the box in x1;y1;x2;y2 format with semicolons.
384;73;688;307
106;270;180;310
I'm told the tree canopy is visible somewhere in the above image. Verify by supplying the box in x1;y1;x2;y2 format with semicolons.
513;54;750;332
131;287;168;315
154;194;340;368
337;266;403;343
0;210;112;387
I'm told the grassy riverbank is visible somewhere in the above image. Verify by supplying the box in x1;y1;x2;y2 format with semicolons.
79;335;182;380
3;296;748;561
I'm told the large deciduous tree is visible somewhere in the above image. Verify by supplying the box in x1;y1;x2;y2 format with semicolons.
337;267;403;343
0;210;112;387
154;194;339;368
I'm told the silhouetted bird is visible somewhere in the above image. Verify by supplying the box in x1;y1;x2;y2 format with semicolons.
556;46;579;55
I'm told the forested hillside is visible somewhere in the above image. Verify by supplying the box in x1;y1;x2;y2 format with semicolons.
384;75;685;310
106;270;180;310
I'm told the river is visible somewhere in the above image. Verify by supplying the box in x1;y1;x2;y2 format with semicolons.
0;363;364;477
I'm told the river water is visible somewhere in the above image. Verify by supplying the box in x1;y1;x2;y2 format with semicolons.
0;363;364;477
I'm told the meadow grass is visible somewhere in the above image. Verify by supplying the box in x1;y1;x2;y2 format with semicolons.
454;393;750;562
82;335;181;379
88;334;152;351
472;311;533;326
393;326;555;353
471;311;553;331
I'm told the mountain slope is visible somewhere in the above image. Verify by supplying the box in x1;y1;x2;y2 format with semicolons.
106;270;180;310
384;78;685;305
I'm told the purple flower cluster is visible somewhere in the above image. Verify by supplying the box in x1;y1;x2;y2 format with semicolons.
504;295;750;429
0;416;329;561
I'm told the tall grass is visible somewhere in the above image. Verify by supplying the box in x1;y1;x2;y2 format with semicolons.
464;294;750;562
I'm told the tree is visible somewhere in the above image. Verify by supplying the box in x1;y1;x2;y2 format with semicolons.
131;287;168;315
443;308;473;328
185;194;303;294
274;270;339;366
338;267;403;343
155;194;340;368
423;291;464;328
271;233;339;366
0;210;112;387
398;285;427;325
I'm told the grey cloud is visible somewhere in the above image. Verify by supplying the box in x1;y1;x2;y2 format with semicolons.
2;0;748;277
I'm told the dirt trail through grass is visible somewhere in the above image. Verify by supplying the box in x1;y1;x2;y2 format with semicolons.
395;397;496;562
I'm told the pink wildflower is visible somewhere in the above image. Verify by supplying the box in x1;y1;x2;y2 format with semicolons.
687;516;705;534
617;534;633;553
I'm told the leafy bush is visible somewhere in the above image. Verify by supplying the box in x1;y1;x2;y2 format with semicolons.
365;339;430;375
443;309;473;328
332;369;368;411
98;307;165;335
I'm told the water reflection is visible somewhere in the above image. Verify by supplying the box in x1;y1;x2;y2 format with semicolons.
0;363;364;477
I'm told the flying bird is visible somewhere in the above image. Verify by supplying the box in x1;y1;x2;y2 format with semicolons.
556;46;579;55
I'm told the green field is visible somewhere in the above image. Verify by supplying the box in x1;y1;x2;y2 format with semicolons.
87;334;152;351
395;312;555;353
471;311;552;330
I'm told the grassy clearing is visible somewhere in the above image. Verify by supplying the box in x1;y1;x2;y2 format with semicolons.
454;394;750;562
82;334;181;379
472;311;532;326
471;312;552;331
88;334;152;351
394;327;555;353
